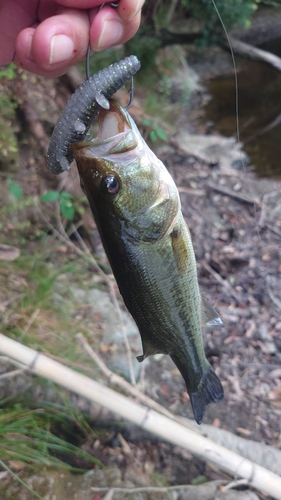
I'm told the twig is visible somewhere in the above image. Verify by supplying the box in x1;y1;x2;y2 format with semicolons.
1;334;281;500
36;201;108;280
259;191;280;228
107;281;136;386
48;353;100;376
266;282;281;312
0;369;23;380
21;308;40;338
203;262;242;303
224;478;249;490
206;182;259;205
37;201;136;385
76;332;199;433
92;482;223;495
0;294;25;312
70;223;93;257
167;0;179;22
266;223;281;239
226;36;281;71
244;113;281;145
178;187;205;196
56;204;135;385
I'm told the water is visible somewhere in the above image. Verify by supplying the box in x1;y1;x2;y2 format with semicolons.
204;38;281;178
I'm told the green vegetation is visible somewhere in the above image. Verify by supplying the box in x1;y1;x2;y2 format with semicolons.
0;64;19;167
40;190;85;221
0;400;102;471
7;178;23;200
142;118;168;143
0;91;19;169
0;63;17;81
124;0;276;70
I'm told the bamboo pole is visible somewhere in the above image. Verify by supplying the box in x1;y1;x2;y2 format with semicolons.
1;333;281;499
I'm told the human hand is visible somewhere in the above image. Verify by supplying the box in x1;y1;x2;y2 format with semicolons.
0;0;144;77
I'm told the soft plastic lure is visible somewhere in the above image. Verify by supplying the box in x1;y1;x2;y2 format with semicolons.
46;55;141;175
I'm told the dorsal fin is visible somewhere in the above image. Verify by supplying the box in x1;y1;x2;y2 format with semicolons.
201;295;224;327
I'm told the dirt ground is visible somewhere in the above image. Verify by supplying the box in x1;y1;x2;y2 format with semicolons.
0;42;281;494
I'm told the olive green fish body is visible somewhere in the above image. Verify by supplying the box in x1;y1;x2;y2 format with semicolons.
73;101;223;424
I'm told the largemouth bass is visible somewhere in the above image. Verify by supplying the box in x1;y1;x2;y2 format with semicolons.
72;100;224;424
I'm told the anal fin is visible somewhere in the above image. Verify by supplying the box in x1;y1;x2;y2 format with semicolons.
136;337;162;363
201;295;224;327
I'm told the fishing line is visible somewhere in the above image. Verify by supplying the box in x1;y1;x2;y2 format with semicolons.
211;1;280;402
85;1;134;109
210;1;240;143
210;0;261;242
86;2;120;80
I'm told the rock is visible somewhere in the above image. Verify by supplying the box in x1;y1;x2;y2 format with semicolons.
169;66;204;105
215;491;260;500
171;132;248;170
177;481;218;500
71;287;143;381
0;244;20;261
178;484;260;500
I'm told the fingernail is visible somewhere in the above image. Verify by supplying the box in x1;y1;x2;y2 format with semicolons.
49;34;74;65
97;20;123;51
26;34;34;61
127;0;143;21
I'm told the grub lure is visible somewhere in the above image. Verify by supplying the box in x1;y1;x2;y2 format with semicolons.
46;55;141;175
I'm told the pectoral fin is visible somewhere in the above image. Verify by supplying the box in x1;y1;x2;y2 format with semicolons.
201;295;224;327
171;224;188;276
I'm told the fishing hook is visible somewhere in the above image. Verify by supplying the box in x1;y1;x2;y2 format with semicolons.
86;2;120;80
85;1;135;109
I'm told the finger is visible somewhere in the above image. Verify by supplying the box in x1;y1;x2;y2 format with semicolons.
0;0;38;65
52;0;145;21
89;6;141;52
116;0;145;22
14;9;90;77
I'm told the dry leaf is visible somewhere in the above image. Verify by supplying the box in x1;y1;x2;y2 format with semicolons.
0;244;20;261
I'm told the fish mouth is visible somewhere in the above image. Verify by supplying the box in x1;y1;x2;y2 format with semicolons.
98;102;129;140
72;100;138;158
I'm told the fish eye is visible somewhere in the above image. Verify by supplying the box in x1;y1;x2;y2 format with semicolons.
101;174;120;195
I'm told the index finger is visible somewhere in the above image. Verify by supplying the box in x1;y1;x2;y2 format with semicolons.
54;0;145;21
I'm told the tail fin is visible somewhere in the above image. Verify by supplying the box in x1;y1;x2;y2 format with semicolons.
189;368;224;425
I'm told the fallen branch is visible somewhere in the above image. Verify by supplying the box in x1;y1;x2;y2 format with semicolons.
266;223;281;239
266;280;281;312
203;262;242;303
199;423;281;477
1;333;281;500
225;36;281;71
244;113;281;145
91;481;224;499
77;333;281;476
206;182;259;205
76;332;198;433
0;369;23;380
